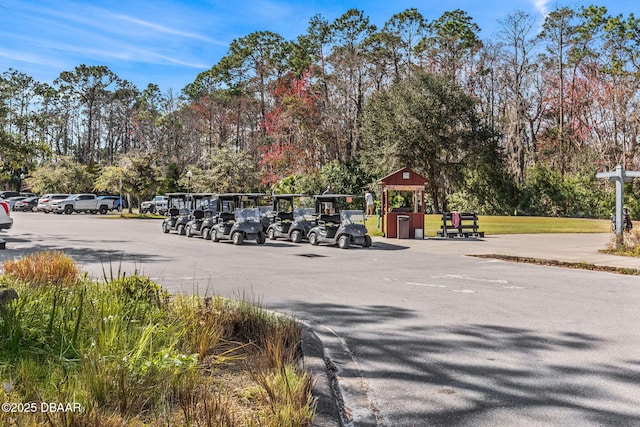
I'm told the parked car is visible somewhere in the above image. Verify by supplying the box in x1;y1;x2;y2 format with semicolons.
141;195;168;214
37;194;70;213
0;200;13;230
98;195;128;211
212;207;267;245
307;194;371;249
6;196;27;210
51;194;114;215
0;191;20;199
265;194;315;243
13;196;39;212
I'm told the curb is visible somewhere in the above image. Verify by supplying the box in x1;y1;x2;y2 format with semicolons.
301;325;342;426
301;321;382;427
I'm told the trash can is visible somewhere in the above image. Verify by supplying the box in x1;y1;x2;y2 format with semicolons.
397;215;410;239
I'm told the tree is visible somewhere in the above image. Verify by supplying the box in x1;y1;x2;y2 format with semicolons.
24;157;95;194
95;152;161;212
380;8;427;81
226;31;287;133
54;65;120;163
537;7;578;176
361;72;494;212
419;9;482;80
327;9;377;160
496;10;540;182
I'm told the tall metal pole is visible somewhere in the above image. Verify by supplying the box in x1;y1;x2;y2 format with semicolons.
615;167;624;248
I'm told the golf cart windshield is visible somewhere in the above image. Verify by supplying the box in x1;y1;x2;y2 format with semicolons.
341;210;366;225
258;206;273;216
294;207;316;222
235;208;261;223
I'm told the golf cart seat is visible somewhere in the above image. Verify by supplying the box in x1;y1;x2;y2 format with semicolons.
219;212;235;222
277;212;293;221
168;208;180;217
320;214;340;225
193;209;205;220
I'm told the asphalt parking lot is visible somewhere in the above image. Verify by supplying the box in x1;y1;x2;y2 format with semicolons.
2;212;640;426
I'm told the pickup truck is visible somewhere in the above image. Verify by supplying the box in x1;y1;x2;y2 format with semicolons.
51;194;114;215
140;195;168;215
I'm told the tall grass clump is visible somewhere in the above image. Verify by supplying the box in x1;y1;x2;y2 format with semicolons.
0;251;316;426
3;250;79;287
604;229;640;257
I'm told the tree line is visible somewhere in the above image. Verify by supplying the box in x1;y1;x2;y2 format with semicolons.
1;5;639;217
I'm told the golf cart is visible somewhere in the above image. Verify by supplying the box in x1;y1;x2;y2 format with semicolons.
212;207;267;245
162;193;192;235
184;193;263;240
184;193;216;238
307;194;372;249
266;194;315;243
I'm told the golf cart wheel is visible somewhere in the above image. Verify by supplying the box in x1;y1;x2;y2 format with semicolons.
363;235;372;248
267;227;276;240
290;229;302;243
212;230;220;242
232;232;244;245
257;231;266;245
186;226;193;237
202;227;211;240
309;232;319;246
162;222;170;233
177;224;186;236
338;235;350;249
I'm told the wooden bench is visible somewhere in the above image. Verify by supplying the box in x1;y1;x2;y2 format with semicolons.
436;212;484;238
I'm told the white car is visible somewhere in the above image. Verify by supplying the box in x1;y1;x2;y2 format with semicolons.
0;200;13;230
37;194;70;213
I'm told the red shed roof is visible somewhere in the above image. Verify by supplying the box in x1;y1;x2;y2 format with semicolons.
378;167;428;189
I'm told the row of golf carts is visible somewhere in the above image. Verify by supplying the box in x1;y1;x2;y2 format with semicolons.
161;193;372;249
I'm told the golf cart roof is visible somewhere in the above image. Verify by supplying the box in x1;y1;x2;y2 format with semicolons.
216;193;267;197
314;194;363;200
272;193;310;198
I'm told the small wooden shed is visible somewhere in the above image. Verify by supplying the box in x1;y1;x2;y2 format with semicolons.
378;167;429;239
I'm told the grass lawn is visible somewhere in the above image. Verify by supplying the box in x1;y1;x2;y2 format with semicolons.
367;215;611;236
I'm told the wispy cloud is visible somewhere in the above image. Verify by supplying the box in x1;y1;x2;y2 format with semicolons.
105;12;222;45
532;0;551;17
0;46;67;69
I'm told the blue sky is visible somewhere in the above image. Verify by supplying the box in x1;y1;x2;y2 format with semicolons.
0;0;635;93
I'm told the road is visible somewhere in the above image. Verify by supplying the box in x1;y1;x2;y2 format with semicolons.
2;212;640;426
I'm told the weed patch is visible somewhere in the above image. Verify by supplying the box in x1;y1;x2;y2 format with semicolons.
0;252;316;426
601;230;640;258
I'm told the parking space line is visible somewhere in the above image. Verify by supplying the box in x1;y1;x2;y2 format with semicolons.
406;282;447;288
